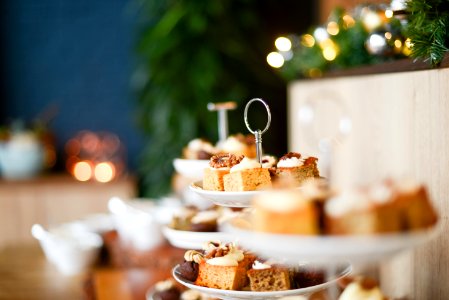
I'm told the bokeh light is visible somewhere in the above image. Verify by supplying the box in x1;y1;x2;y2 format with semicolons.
94;162;115;183
275;37;292;52
267;52;284;68
73;161;92;182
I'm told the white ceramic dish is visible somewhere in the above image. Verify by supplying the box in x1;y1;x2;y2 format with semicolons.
223;215;442;264
172;263;352;300
173;158;210;180
189;181;265;207
162;226;233;249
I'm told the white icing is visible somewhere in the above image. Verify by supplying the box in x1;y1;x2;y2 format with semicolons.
300;178;329;200
369;183;393;204
187;138;215;153
206;248;244;266
338;282;385;300
395;178;420;194
216;136;246;153
277;157;303;168
155;279;174;291
252;260;271;270
191;210;219;224
181;289;202;300
254;191;308;212
230;157;261;173
261;155;277;168
325;189;371;217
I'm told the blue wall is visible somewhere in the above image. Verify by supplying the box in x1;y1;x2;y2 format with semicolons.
1;0;144;171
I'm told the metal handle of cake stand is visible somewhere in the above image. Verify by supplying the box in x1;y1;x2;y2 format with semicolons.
208;101;237;143
244;98;271;164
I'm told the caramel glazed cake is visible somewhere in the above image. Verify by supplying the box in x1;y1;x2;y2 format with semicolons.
251;177;438;236
203;151;319;192
177;241;324;291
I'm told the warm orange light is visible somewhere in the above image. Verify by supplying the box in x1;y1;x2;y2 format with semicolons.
73;161;92;181
94;162;115;183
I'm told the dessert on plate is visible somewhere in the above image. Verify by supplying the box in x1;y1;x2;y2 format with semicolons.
153;279;182;300
275;152;320;186
170;206;221;232
223;157;272;192
177;241;324;292
215;134;257;158
325;179;438;235
182;138;217;160
203;153;243;191
250;177;437;236
247;260;291;291
338;276;389;300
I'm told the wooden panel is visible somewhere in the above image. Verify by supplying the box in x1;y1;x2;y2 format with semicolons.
288;67;449;299
0;174;137;247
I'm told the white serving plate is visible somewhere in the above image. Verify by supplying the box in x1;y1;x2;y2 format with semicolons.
222;214;442;265
162;226;234;250
189;181;266;208
173;159;210;180
172;263;352;300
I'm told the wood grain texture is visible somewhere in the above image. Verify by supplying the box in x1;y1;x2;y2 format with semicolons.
288;67;449;299
0;174;137;247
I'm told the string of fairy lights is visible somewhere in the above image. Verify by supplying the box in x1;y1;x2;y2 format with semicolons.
267;1;412;79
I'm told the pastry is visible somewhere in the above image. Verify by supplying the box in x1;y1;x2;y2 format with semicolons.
178;250;203;282
338;277;387;300
153;279;182;300
215;134;257;158
203;153;243;191
252;190;321;235
275;152;319;186
247;260;291;291
194;241;255;290
324;183;402;235
223;157;272;191
182;138;216;160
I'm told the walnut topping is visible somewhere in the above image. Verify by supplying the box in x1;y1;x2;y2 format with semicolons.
280;152;302;160
303;156;318;166
184;250;204;264
204;243;235;259
209;153;243;168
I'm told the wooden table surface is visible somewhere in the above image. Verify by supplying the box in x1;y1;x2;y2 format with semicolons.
0;242;183;300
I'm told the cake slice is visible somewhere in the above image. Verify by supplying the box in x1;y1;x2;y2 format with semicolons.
392;180;438;230
203;154;243;191
252;190;321;235
275;152;319;187
194;242;255;290
247;260;291;291
223;157;271;191
324;183;402;235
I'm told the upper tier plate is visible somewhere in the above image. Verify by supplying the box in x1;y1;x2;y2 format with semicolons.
173;159;210;180
162;226;234;250
222;214;442;265
172;263;352;300
189;181;265;207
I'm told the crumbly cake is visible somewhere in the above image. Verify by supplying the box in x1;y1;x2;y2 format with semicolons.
252;190;321;235
275;152;319;187
194;242;255;290
325;179;438;235
325;184;402;235
203;154;243;191
223;157;272;191
247;261;291;291
392;180;438;230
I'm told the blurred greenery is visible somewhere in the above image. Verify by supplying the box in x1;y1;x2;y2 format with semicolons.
135;0;295;197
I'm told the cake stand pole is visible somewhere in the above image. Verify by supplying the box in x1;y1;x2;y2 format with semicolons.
244;98;271;164
208;101;237;143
